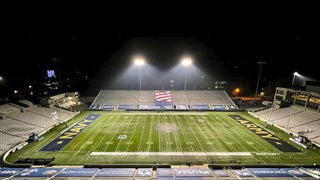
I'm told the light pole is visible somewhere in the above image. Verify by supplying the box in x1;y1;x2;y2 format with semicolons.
181;57;192;90
134;58;144;90
291;72;299;87
253;61;266;109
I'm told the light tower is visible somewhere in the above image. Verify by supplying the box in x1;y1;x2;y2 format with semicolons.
291;72;299;87
181;57;192;90
134;57;145;90
253;61;266;109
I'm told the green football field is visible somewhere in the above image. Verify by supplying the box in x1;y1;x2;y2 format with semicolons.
5;111;320;166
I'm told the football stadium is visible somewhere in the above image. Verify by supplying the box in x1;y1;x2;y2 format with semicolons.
2;9;320;179
0;87;320;179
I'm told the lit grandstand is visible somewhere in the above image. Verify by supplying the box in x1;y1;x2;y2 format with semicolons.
89;90;239;111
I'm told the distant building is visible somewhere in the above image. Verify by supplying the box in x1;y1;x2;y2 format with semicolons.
274;87;320;111
305;81;320;93
48;92;79;111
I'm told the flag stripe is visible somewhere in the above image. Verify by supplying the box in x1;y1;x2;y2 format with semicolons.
155;91;172;102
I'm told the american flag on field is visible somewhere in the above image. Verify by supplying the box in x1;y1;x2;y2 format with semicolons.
155;91;172;102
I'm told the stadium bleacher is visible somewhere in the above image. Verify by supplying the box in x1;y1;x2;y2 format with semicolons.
90;90;239;111
253;106;320;147
0;101;78;155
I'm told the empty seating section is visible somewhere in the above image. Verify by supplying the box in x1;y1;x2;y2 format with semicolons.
187;90;222;105
0;132;24;154
183;90;238;110
312;136;320;144
48;106;73;119
282;110;320;129
138;90;155;109
298;121;320;139
256;106;303;122
0;118;44;138
9;111;51;127
254;106;320;146
0;104;77;155
90;90;239;110
0;104;21;114
170;91;189;109
18;99;36;107
90;90;139;110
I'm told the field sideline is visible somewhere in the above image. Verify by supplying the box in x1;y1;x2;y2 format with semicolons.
5;111;320;165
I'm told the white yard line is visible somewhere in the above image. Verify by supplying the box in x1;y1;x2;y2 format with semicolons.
146;115;153;152
69;114;106;163
123;112;208;115
91;114;115;150
125;115;139;152
91;152;253;156
137;115;147;152
185;115;206;152
204;116;225;151
114;115;131;152
171;115;183;152
226;114;270;153
104;114;126;152
164;115;172;152
157;115;161;152
194;114;216;151
194;114;213;151
178;116;195;152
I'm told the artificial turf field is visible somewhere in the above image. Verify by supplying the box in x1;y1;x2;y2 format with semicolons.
5;111;320;166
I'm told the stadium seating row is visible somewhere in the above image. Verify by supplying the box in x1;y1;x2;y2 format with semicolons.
89;90;239;111
0;102;78;156
253;105;320;148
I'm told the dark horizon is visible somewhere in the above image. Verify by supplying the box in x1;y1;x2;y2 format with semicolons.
1;17;320;98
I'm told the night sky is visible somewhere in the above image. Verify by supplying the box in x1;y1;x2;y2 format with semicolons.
1;8;319;98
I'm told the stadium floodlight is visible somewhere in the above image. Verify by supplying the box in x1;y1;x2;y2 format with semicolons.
0;76;4;86
134;58;145;66
181;58;192;66
291;72;300;87
181;57;193;90
253;61;266;110
134;57;145;90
